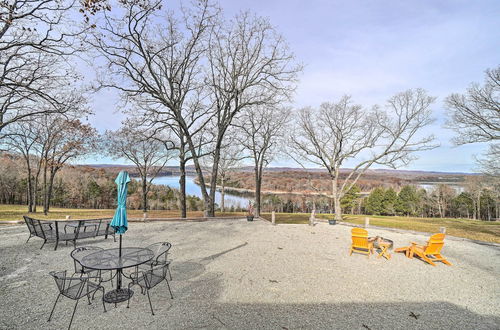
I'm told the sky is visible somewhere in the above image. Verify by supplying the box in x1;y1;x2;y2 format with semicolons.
85;0;500;173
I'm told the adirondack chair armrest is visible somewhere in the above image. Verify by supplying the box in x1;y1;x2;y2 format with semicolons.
410;242;426;252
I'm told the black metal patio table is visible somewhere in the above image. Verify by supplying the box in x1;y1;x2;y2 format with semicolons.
80;247;154;304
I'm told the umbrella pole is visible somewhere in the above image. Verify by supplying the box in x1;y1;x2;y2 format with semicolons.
117;234;122;291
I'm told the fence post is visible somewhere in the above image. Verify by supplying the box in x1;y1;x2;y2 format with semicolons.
143;212;148;222
440;227;446;234
364;217;369;228
309;209;316;226
272;211;276;225
65;215;71;220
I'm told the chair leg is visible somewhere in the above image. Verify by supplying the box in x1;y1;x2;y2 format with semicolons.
415;252;435;266
40;239;47;250
127;282;134;308
436;254;452;266
48;293;61;322
165;278;174;299
26;235;32;243
168;265;172;281
68;299;79;330
54;240;59;251
146;289;154;315
101;288;107;313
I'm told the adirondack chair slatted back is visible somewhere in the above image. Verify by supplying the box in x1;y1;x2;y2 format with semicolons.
424;233;446;255
351;228;369;249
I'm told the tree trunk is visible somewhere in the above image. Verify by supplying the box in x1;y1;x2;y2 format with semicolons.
208;145;222;217
45;169;57;214
26;164;33;213
33;169;41;213
179;156;187;218
43;163;49;215
142;176;148;213
477;194;481;220
220;175;225;213
254;165;262;217
182;128;212;217
332;177;342;221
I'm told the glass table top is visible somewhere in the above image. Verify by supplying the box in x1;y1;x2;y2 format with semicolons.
80;247;154;270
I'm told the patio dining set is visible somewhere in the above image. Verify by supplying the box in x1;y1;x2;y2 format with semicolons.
47;242;174;329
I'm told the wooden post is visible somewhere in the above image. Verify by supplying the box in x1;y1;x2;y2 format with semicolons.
440;227;446;234
65;215;71;220
143;212;148;222
309;209;316;226
364;217;369;228
272;211;276;225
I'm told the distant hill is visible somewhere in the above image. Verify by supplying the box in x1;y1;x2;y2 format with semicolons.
78;163;477;191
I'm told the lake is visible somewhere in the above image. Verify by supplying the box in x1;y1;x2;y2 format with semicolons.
152;175;251;208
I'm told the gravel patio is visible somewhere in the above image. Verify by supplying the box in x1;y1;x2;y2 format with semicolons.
0;218;499;329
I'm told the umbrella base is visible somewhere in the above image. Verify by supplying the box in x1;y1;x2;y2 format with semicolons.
104;288;134;304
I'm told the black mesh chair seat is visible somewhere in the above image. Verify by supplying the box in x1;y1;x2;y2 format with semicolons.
48;270;106;329
127;263;173;315
60;279;101;300
135;272;164;289
71;247;112;283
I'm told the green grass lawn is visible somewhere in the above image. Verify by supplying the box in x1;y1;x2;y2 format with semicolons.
0;204;243;222
1;204;498;244
260;212;500;244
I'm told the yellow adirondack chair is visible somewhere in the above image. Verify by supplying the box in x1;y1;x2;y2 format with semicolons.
349;228;374;258
395;233;452;266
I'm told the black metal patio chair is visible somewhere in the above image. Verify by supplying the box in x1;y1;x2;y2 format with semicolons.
48;270;106;330
71;246;112;283
139;242;172;280
127;263;173;315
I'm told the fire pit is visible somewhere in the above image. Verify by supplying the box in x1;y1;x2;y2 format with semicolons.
368;236;394;249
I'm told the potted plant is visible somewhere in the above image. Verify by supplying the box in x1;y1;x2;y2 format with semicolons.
246;202;254;221
328;215;340;225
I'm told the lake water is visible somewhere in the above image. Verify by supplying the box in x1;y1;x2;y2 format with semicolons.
153;175;251;208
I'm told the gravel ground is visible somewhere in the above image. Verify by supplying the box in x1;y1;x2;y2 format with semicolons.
0;218;499;330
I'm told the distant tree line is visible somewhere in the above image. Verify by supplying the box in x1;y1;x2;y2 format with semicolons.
0;155;204;212
363;183;498;220
252;179;499;221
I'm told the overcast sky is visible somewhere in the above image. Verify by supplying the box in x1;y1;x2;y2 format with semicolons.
85;0;500;173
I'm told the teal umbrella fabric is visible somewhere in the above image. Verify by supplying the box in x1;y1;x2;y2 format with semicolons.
111;171;130;235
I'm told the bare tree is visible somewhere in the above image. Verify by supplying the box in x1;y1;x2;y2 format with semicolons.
89;0;218;215
104;123;172;213
0;0;87;139
477;144;500;177
200;129;244;213
202;11;300;216
89;0;300;217
446;66;500;144
3;120;40;211
237;105;290;216
446;66;500;176
41;116;98;214
291;89;437;221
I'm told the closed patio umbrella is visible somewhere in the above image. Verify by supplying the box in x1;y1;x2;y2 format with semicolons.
111;170;130;257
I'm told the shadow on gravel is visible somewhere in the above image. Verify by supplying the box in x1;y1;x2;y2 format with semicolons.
200;242;248;262
199;301;500;330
